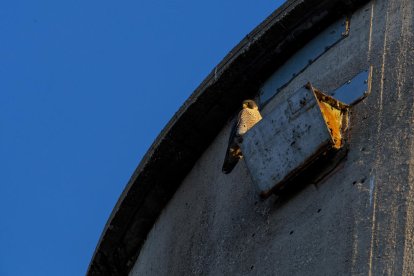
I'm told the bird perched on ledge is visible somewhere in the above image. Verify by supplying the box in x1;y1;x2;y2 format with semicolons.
222;99;262;174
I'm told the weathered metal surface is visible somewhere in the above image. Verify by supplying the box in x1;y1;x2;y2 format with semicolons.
330;67;372;105
259;17;350;105
242;84;348;197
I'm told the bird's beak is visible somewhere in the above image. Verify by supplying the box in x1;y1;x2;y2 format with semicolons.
243;103;248;109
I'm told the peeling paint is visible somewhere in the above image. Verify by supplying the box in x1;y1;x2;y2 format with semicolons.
315;94;346;149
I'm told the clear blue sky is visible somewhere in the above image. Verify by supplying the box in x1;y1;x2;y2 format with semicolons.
0;1;284;275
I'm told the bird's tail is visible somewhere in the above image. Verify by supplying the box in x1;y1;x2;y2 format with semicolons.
222;145;242;174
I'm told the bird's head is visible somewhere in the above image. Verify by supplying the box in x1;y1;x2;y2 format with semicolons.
242;100;259;110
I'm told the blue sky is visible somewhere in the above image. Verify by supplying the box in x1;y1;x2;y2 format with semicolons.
0;1;284;275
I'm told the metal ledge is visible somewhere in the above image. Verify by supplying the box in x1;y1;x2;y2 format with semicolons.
87;0;370;275
241;84;349;198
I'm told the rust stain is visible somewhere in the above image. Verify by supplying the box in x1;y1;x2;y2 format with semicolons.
313;88;349;149
318;101;343;149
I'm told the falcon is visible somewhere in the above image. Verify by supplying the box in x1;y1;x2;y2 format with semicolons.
222;99;262;174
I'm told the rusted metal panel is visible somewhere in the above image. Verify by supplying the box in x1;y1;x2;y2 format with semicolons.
241;84;348;197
